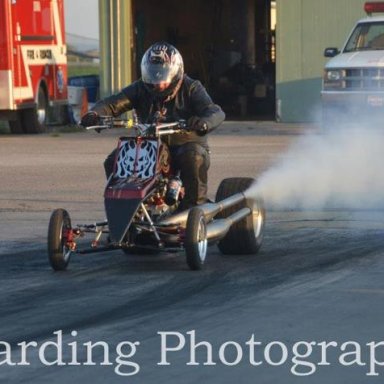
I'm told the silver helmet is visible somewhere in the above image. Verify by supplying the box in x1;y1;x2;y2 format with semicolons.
141;42;184;98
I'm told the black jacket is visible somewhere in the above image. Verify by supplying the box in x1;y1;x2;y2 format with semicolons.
91;75;225;148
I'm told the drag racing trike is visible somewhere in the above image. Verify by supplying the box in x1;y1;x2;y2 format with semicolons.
47;116;265;271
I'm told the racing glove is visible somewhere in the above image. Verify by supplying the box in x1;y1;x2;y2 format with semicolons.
80;111;100;127
187;116;209;136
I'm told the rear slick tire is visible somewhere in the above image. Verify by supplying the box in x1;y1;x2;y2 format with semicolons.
215;177;265;255
48;209;72;271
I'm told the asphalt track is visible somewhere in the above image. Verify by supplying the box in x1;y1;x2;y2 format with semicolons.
0;122;384;383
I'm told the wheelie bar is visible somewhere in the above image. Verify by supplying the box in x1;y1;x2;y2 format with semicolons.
77;245;120;254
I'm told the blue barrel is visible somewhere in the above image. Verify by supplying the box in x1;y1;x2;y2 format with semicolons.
68;75;100;103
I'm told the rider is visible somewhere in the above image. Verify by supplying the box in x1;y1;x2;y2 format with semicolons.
80;42;225;210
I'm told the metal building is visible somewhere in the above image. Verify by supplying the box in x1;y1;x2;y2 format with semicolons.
276;0;368;122
98;0;369;122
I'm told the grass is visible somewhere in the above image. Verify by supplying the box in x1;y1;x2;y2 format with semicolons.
68;64;100;78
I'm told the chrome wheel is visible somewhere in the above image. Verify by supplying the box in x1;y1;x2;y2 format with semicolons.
37;86;47;125
185;208;207;270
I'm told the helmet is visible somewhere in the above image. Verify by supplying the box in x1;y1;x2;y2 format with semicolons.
141;42;184;98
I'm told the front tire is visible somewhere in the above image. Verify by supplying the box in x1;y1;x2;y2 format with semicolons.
185;208;207;270
215;177;265;255
48;209;72;271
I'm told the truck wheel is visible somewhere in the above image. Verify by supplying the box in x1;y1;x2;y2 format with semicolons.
8;112;24;134
48;209;72;271
23;86;48;133
215;177;265;255
185;207;207;270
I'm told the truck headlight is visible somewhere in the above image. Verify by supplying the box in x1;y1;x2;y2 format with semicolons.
323;69;345;89
326;70;341;80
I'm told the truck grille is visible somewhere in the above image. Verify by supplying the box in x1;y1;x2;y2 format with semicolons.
345;68;384;90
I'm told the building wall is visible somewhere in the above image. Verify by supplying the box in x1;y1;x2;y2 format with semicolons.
276;0;367;122
99;0;133;97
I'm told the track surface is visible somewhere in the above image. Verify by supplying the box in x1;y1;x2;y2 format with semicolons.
1;122;384;383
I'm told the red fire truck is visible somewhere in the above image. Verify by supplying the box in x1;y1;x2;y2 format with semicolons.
0;0;67;134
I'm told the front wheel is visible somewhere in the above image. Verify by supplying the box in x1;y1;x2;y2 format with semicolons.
185;208;207;270
48;209;72;271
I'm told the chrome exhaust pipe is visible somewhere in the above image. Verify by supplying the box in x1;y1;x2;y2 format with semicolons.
206;207;251;243
158;192;246;227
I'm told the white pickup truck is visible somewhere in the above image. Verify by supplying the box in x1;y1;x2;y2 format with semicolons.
322;2;384;125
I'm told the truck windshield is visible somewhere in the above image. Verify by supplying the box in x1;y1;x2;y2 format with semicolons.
344;21;384;52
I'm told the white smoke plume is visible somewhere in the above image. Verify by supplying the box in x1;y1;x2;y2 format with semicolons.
251;127;384;210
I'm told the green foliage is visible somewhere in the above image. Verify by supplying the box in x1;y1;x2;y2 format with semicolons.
68;64;100;78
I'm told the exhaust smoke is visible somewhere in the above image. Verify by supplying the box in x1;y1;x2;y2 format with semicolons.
250;126;384;211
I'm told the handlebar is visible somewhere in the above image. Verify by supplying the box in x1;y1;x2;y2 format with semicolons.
85;116;187;137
